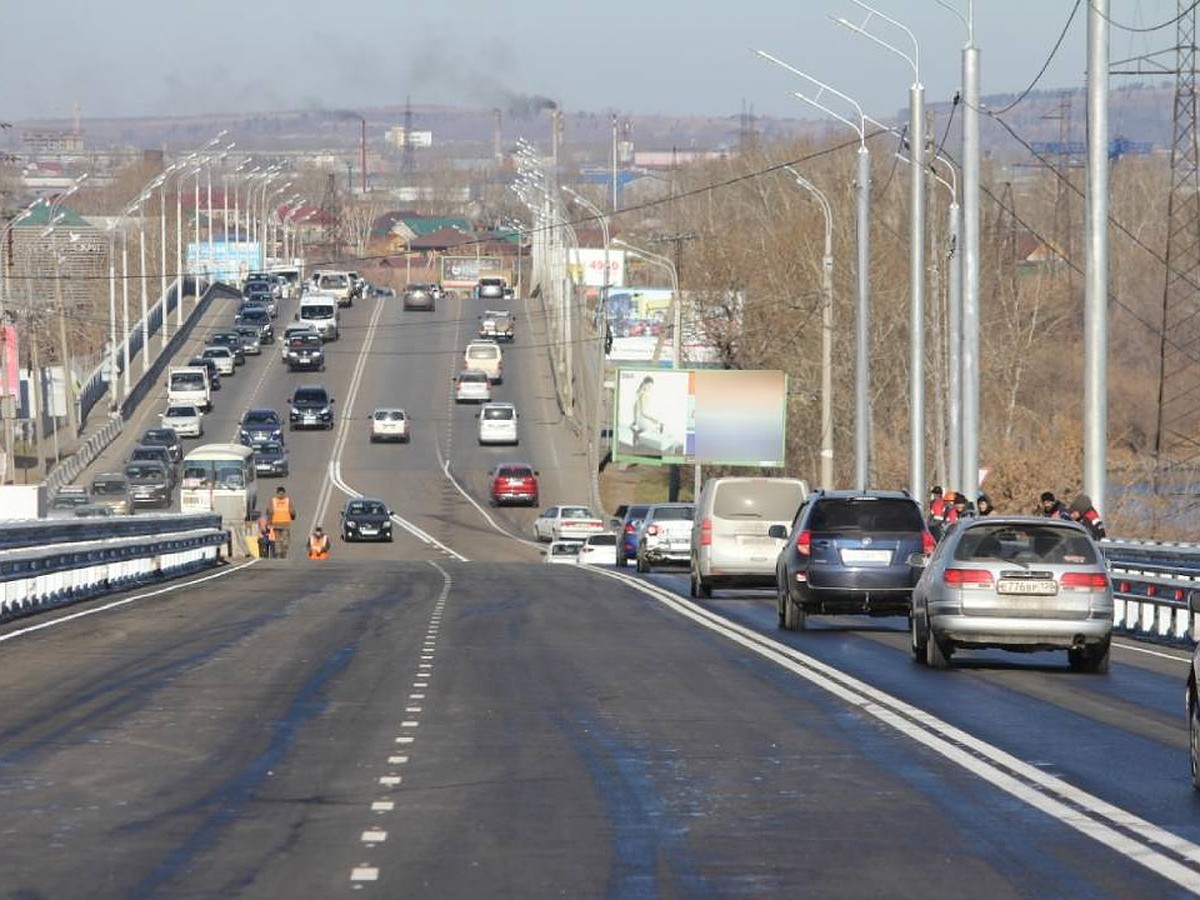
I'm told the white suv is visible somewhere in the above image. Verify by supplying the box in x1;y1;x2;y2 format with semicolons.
477;402;518;445
636;502;695;572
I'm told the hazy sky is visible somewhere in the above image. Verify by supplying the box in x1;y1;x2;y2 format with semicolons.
0;2;1182;123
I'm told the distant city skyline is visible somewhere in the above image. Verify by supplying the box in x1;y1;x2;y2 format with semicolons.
0;2;1185;124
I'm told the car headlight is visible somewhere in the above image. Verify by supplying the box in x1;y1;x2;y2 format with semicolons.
321;407;331;416
346;520;359;529
291;407;301;416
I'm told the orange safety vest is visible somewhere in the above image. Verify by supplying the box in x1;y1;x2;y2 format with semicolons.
307;532;330;559
271;494;295;526
257;517;276;540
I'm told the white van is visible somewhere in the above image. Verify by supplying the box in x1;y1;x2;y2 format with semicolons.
477;402;518;445
463;340;503;384
313;270;354;307
689;476;809;598
297;294;340;341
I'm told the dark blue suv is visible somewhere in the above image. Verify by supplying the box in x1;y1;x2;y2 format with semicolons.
770;489;934;630
613;503;651;568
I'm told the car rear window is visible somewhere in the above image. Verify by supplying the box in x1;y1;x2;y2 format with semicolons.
651;506;694;521
561;506;591;518
713;480;807;521
468;346;499;359
809;498;923;532
954;524;1098;565
497;466;531;478
587;534;617;546
482;406;514;420
294;389;327;402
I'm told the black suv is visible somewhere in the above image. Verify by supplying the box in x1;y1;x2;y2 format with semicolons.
236;305;274;343
286;333;325;372
288;384;335;430
770;489;934;630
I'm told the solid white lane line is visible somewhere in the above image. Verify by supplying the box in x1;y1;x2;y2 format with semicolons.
596;569;1200;892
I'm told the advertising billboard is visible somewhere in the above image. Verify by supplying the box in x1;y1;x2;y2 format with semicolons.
568;248;625;288
613;367;787;467
0;325;17;401
441;256;505;289
188;241;261;282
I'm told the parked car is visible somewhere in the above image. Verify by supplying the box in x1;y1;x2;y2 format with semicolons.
636;502;695;572
138;427;184;463
690;476;809;598
910;516;1113;672
454;369;491;404
614;503;652;568
771;489;934;631
544;539;583;565
533;505;605;543
477;401;518;445
238;408;285;444
578;532;618;566
249;438;289;477
369;408;410;443
340;497;394;542
124;460;172;509
201;345;236;376
89;472;131;515
288;384;335;430
160;403;204;438
489;462;539;506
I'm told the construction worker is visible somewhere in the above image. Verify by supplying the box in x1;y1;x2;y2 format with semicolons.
256;513;276;559
306;525;331;559
270;485;297;558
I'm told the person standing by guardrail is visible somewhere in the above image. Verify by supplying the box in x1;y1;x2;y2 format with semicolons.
270;485;296;558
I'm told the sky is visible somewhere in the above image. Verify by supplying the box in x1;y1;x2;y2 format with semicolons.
0;1;1184;124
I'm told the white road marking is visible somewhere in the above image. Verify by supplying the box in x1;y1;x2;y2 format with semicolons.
410;693;425;700
371;801;394;812
406;707;422;713
379;776;402;786
396;736;414;745
401;720;419;727
388;755;409;765
597;568;1200;893
362;830;387;843
350;867;379;882
1112;640;1191;663
413;681;428;688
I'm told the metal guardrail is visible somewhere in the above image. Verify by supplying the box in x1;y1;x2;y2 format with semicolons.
0;514;231;624
1101;539;1200;645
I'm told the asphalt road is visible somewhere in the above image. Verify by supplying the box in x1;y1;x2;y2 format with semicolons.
3;287;1199;897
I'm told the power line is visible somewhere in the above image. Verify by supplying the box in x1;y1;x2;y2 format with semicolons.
992;0;1084;116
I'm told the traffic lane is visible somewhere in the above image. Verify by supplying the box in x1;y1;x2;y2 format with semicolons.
0;560;447;897
656;576;1200;850
350;563;1172;897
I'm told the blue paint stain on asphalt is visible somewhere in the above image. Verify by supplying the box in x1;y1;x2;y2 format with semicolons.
557;709;716;900
124;640;359;899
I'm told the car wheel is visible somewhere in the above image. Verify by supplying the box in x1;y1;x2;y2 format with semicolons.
1069;639;1111;674
910;613;928;664
781;586;806;631
1191;688;1200;790
342;530;351;542
370;435;377;443
776;578;787;627
926;630;951;670
635;548;650;573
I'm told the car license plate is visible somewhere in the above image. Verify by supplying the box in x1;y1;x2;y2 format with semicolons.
997;579;1057;595
303;414;317;423
360;527;377;535
840;548;892;565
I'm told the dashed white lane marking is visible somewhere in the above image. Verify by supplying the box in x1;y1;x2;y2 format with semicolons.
401;720;419;728
388;755;409;765
371;801;394;812
379;776;402;786
396;736;415;745
350;866;379;882
413;681;428;688
410;693;425;700
362;830;387;843
406;706;422;713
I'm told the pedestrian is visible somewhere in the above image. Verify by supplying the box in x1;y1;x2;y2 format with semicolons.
256;513;276;559
306;525;331;559
976;493;994;516
1068;494;1107;540
1038;491;1070;520
945;491;974;526
927;485;949;540
270;485;297;558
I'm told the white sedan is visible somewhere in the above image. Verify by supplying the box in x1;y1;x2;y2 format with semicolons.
201;345;236;376
370;408;410;443
161;403;204;438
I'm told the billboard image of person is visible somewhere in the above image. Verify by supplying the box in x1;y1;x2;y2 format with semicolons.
614;368;690;462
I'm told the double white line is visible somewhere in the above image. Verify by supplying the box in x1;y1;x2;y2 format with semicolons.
596;568;1200;892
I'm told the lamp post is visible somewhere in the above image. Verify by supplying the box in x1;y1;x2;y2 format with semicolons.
41;224;81;443
783;166;835;489
836;0;926;504
757;49;872;491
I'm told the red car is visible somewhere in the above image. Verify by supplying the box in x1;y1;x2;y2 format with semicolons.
490;463;539;506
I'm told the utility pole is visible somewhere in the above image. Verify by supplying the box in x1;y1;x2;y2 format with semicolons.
649;231;697;501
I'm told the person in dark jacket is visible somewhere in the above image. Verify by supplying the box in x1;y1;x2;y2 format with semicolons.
1068;494;1106;540
976;493;994;516
1038;491;1070;519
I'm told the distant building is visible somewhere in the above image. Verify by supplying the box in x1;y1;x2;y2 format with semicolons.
633;149;730;170
386;127;433;149
22;130;83;155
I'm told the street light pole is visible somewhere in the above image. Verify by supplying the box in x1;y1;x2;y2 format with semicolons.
836;0;925;503
784;167;835;489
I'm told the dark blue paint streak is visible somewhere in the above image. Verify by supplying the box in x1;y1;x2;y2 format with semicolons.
125;640;359;900
557;709;715;900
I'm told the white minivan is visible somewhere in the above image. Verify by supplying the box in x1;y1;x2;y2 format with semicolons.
477;402;518;445
689;476;809;598
297;294;340;341
463;340;503;384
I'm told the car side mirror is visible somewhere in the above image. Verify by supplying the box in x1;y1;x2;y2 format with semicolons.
767;524;788;540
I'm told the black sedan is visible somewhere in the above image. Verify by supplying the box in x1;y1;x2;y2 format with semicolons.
340;497;393;542
238;408;285;444
248;439;289;477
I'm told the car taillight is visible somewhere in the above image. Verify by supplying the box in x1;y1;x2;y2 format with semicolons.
795;529;812;555
1060;571;1109;591
699;519;712;546
624;523;637;534
943;568;994;587
647;524;660;536
922;530;936;554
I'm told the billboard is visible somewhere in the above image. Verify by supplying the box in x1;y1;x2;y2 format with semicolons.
604;287;730;366
441;256;505;288
0;325;17;401
568;247;625;288
188;241;261;282
612;367;787;467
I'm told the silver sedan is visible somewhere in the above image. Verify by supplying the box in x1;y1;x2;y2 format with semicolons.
910;516;1113;672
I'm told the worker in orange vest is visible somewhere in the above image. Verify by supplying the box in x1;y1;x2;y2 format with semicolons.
306;525;331;559
270;485;296;558
256;513;276;558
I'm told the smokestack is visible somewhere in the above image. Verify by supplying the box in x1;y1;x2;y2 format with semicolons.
494;108;502;161
361;118;367;193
